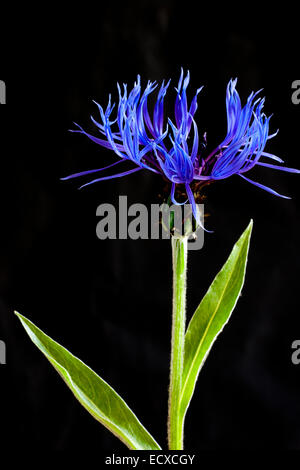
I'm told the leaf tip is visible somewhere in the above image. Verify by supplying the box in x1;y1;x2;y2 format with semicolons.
244;219;253;238
14;311;29;328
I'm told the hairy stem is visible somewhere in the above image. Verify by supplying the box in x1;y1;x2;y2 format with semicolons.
168;235;188;450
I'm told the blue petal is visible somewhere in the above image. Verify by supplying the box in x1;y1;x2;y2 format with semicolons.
245;161;300;173
239;174;291;199
185;183;213;232
61;159;125;180
170;182;188;205
79;167;142;189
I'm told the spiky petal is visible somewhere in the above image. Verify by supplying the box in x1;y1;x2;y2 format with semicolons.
63;72;300;227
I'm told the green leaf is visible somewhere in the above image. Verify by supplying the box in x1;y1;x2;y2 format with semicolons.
15;312;161;450
180;219;253;422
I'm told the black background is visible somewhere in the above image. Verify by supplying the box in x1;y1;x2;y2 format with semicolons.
0;2;299;453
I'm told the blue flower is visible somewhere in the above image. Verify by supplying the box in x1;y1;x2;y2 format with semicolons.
197;78;299;198
63;70;299;226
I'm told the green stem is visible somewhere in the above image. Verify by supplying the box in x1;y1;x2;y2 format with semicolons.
168;235;188;450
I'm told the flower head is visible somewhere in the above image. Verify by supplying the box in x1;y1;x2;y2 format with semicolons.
63;70;299;226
